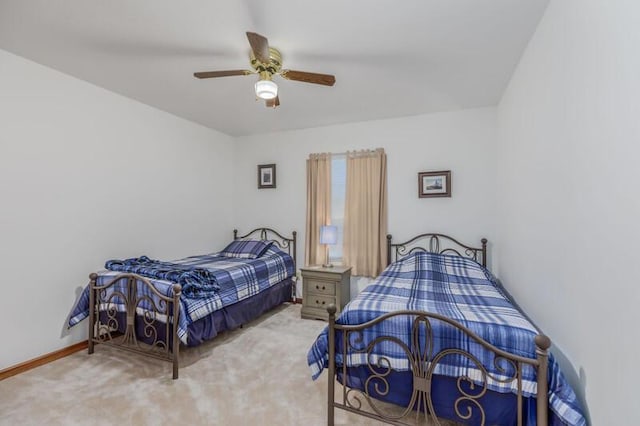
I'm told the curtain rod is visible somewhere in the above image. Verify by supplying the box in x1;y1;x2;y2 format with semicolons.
309;148;384;158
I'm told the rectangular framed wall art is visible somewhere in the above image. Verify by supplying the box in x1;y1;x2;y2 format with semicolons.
258;164;276;189
418;170;451;198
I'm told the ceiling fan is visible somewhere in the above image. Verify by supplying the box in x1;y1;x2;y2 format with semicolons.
194;32;336;108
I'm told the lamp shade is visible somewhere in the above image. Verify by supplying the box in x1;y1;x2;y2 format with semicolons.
320;225;338;245
255;79;278;100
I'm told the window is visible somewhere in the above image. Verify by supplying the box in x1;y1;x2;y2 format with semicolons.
329;154;346;264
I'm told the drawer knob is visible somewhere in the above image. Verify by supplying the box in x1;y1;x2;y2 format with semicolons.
315;300;326;305
316;285;326;291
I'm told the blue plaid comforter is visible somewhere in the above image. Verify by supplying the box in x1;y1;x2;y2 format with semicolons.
68;247;294;344
307;252;585;426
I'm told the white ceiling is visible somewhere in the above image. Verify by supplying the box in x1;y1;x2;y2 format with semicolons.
0;0;548;136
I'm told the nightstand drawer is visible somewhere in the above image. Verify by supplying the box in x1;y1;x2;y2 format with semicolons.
305;294;335;310
305;278;336;296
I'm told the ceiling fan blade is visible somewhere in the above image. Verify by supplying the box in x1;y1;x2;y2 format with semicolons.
194;70;252;79
280;70;336;86
265;96;280;108
246;32;270;64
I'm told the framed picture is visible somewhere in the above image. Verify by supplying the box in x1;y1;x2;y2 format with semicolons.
257;164;276;189
418;170;451;198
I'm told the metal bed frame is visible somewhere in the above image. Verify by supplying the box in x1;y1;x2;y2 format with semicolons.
326;233;550;425
87;227;297;380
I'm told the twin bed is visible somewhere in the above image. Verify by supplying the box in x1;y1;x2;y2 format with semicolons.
308;233;586;426
68;227;296;379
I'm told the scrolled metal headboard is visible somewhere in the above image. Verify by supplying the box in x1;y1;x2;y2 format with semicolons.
387;233;487;267
233;227;297;270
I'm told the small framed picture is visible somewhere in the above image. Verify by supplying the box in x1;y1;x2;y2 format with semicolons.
258;164;276;189
418;170;451;198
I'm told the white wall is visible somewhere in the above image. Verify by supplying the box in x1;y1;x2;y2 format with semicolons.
496;1;640;424
233;108;498;295
0;50;235;370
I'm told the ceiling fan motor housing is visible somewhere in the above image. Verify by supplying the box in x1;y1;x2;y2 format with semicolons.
250;47;282;76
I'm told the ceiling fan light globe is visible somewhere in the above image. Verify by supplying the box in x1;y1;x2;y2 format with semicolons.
255;80;278;100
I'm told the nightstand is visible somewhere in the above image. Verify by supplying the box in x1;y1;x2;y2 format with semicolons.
300;265;352;321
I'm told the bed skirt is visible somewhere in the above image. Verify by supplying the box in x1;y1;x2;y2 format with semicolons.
102;278;293;348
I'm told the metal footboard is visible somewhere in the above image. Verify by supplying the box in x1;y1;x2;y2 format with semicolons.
326;304;550;425
87;273;182;379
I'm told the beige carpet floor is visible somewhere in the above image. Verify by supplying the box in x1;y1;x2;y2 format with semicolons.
0;304;457;426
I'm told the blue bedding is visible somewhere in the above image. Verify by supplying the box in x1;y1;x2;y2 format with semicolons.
307;251;586;426
69;246;294;345
104;256;221;298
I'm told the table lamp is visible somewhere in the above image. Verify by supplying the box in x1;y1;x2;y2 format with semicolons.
320;225;338;268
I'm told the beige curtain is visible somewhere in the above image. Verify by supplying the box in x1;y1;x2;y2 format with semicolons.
343;149;388;277
305;153;332;267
